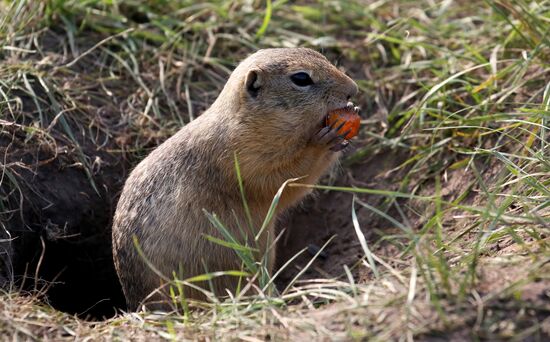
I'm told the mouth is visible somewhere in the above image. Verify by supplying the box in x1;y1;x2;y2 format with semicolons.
320;101;361;126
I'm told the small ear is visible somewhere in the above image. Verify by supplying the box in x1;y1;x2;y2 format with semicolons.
245;69;262;97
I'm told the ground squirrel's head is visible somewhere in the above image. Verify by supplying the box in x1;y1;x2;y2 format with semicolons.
215;48;358;143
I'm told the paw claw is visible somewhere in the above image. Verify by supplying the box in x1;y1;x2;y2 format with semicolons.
312;123;351;152
339;129;351;139
335;120;346;131
330;140;349;152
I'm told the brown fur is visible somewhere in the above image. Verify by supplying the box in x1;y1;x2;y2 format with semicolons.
112;48;358;311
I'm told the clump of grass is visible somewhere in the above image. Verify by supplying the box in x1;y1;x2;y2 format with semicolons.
1;0;549;340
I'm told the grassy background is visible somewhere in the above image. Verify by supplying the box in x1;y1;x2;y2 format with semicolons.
1;0;549;340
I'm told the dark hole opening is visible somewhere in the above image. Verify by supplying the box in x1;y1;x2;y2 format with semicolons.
14;230;127;321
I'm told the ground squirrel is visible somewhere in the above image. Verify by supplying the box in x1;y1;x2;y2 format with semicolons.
112;48;359;311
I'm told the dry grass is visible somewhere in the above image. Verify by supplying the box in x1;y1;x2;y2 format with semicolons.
1;0;549;340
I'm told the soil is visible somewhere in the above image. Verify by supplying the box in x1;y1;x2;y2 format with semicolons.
0;122;127;319
275;141;410;285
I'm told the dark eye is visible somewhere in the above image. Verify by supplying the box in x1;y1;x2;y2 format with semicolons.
290;72;313;87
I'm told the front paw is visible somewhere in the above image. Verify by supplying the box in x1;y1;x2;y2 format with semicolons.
311;121;351;152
